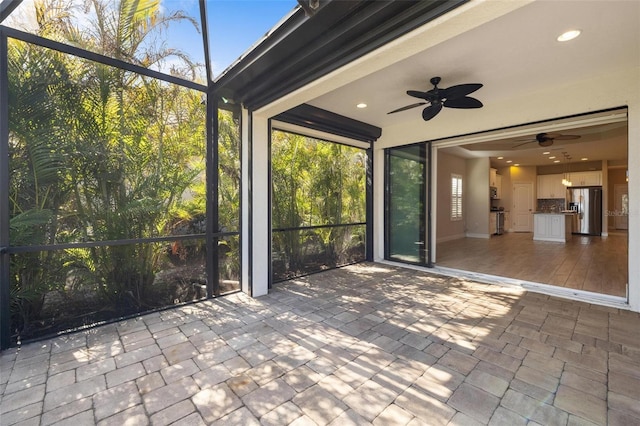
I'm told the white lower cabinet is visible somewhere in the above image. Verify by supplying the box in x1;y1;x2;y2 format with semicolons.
489;212;497;235
533;213;573;242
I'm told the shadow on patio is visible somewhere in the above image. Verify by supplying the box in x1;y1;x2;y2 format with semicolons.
1;263;639;425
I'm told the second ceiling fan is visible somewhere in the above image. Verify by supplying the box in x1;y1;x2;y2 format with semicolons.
388;76;483;121
512;132;581;148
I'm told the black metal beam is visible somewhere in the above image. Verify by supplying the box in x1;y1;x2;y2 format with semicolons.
274;104;381;143
0;32;10;349
267;118;273;289
0;0;21;24
199;0;213;84
365;147;373;261
426;141;433;267
207;93;219;298
419;143;427;266
383;148;390;261
0;26;207;92
214;0;467;111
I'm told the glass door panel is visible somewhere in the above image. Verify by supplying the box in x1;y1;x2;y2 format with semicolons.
385;144;428;265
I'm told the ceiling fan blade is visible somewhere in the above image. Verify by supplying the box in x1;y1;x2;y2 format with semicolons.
422;103;443;121
443;96;483;109
407;90;430;99
549;134;580;140
442;83;483;99
512;140;535;148
387;102;427;114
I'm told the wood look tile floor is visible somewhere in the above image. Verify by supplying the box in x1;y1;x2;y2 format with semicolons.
435;232;628;298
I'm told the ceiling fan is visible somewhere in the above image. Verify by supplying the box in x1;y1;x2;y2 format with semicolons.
512;132;580;148
387;76;483;121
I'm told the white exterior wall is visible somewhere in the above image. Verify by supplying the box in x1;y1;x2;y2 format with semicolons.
373;68;640;312
251;3;640;312
628;88;640;312
241;110;270;297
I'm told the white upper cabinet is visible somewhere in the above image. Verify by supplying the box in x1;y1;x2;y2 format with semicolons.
537;174;566;199
490;168;498;187
568;171;602;186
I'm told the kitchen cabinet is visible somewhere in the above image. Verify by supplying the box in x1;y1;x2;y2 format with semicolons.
568;171;602;186
489;212;497;235
533;213;573;242
537;174;566;199
495;175;503;199
490;168;497;187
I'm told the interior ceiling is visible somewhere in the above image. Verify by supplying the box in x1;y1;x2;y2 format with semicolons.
304;0;638;167
441;120;628;168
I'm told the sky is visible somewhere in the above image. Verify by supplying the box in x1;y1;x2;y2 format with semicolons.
4;0;298;80
206;0;297;77
162;0;298;78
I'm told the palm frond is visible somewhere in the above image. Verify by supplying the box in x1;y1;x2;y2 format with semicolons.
9;209;53;246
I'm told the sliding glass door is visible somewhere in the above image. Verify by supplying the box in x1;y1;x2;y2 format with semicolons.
385;144;430;265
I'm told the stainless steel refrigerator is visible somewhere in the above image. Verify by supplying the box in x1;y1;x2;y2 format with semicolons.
567;186;602;235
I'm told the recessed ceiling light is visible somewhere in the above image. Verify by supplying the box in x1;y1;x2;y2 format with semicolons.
581;157;588;161
514;164;520;167
506;160;513;163
356;103;367;108
497;156;504;160
557;29;581;42
542;151;550;155
549;156;556;159
554;160;561;163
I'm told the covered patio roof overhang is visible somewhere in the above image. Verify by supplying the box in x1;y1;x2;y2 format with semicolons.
224;0;639;314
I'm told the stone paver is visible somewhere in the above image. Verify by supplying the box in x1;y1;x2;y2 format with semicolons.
192;383;242;423
2;263;640;425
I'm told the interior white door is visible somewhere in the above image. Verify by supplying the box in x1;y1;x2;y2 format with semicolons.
513;182;534;232
614;184;629;230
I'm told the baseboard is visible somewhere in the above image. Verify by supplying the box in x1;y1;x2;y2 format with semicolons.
465;233;490;239
437;233;466;243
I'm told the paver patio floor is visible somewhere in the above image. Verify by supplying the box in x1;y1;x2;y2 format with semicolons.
1;263;639;425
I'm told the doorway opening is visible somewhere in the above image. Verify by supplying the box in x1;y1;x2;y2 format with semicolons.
430;109;628;300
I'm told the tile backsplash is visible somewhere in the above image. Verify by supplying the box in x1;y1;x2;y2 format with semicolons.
537;198;565;212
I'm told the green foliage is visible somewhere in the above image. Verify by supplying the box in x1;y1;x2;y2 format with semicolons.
6;0;236;341
271;131;366;278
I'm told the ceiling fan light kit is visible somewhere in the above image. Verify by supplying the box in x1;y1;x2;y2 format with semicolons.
388;76;483;121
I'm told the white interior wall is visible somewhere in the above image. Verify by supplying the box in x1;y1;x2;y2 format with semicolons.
464;158;491;238
436;151;466;242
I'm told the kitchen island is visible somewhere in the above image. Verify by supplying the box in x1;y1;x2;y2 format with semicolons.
533;212;575;242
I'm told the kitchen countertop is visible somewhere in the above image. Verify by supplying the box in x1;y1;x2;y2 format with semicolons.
532;211;577;214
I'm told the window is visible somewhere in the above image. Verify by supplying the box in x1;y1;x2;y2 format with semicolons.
451;174;463;220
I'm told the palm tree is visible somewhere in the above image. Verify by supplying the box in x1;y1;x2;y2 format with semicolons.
7;0;207;339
